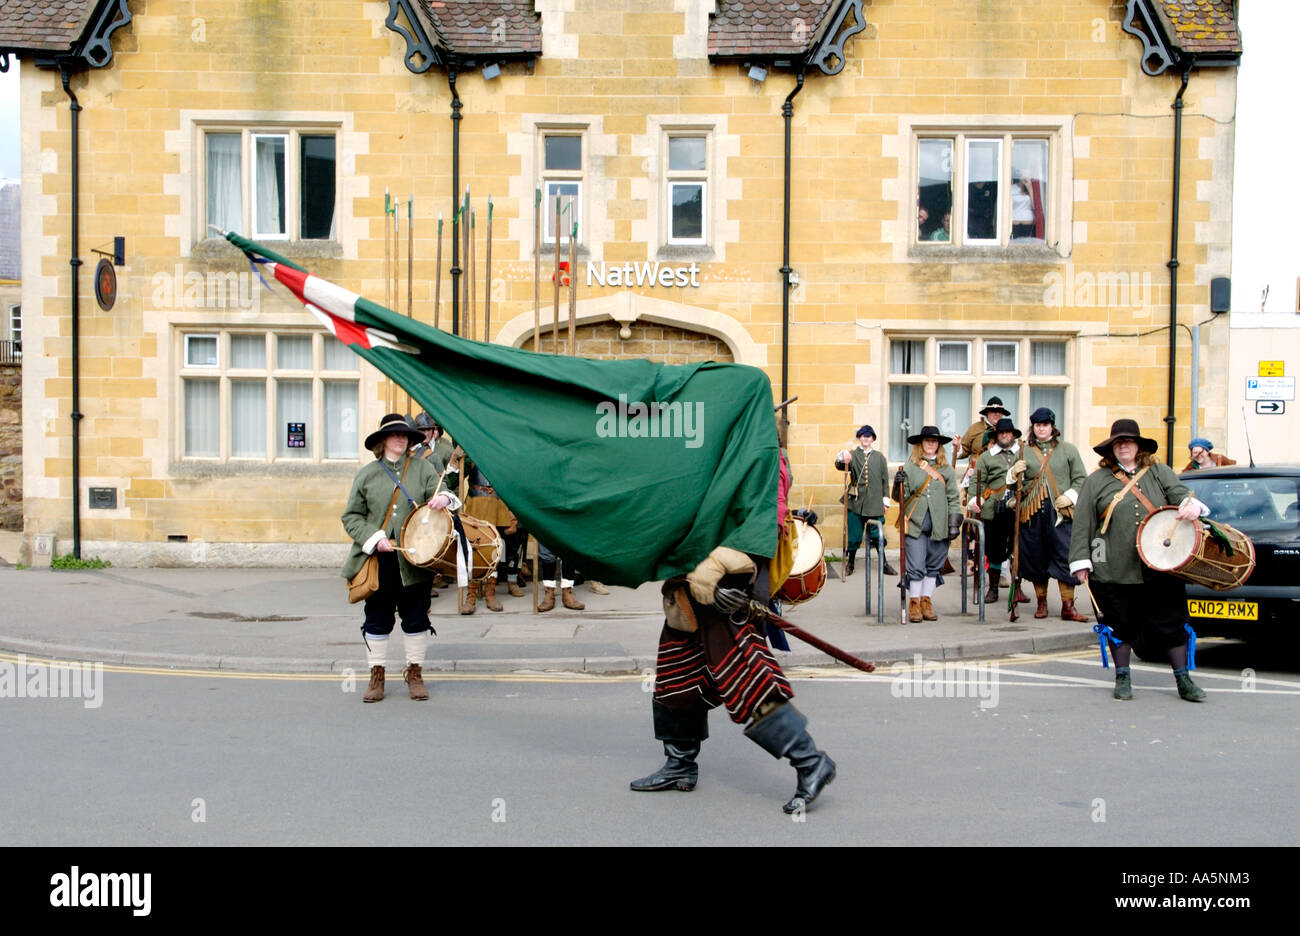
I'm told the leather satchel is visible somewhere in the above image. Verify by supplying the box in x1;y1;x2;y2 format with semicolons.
346;458;410;604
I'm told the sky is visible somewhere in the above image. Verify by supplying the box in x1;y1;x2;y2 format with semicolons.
0;66;18;180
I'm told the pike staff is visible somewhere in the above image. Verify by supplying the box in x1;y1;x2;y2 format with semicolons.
484;195;493;342
434;213;443;330
568;205;577;356
533;187;541;353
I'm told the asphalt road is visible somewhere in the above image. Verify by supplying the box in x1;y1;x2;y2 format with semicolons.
3;643;1298;846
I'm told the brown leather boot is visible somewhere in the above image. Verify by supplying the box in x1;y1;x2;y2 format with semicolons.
484;576;504;612
538;586;556;612
561;587;586;610
507;580;525;598
908;598;922;623
460;583;478;615
1060;584;1089;622
363;665;385;703
1033;583;1049;619
920;596;938;621
403;663;429;701
1016;584;1031;604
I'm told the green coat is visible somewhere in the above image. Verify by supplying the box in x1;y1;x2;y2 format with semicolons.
836;446;889;518
1021;437;1087;519
900;459;960;540
973;443;1020;522
1068;461;1191;585
340;454;446;586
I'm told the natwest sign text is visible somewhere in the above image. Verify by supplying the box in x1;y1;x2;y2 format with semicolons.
587;260;701;289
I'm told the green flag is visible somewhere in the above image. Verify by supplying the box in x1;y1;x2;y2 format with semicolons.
229;233;778;586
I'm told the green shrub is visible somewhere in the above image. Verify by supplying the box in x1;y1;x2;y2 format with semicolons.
50;554;112;570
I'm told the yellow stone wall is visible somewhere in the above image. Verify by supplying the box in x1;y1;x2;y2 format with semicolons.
19;0;1237;559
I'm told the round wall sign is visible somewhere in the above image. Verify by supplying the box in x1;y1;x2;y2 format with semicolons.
94;257;117;311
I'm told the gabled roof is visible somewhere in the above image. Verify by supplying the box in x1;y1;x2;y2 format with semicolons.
1150;0;1241;55
708;0;839;59
0;0;96;54
414;0;541;57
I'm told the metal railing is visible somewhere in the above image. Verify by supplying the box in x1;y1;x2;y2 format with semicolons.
958;517;987;622
861;518;886;623
0;339;20;364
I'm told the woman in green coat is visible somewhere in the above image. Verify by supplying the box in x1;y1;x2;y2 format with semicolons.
342;413;460;703
894;426;961;623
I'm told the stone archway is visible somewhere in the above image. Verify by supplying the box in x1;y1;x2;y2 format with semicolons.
494;292;766;367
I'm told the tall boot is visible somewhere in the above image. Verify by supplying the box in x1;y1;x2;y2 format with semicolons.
538;586;556;612
1059;583;1088;622
460;582;478;615
920;596;938;621
908;597;922;623
1034;582;1049;619
984;581;1000;604
629;742;700;792
744;702;836;814
484;576;504;612
561;586;586;610
845;551;856;578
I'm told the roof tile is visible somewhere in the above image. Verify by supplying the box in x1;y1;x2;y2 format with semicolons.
0;0;96;54
709;0;839;58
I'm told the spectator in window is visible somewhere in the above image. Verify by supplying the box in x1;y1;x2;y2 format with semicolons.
1183;438;1236;471
928;212;951;242
967;180;996;239
1011;178;1036;240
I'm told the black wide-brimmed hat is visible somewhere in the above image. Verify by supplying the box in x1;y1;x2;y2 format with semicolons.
365;413;425;450
979;396;1010;417
992;417;1021;439
907;425;952;445
1092;418;1158;459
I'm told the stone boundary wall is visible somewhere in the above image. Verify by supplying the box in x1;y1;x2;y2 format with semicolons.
0;362;19;531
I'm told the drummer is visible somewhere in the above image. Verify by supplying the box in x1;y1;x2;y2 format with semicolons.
1068;419;1210;703
895;425;962;623
342;413;461;703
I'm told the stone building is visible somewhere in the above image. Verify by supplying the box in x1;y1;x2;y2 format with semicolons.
0;0;1242;564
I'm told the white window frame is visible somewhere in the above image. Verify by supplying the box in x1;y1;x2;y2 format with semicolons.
185;333;219;367
885;335;1072;461
540;130;585;246
7;304;19;347
665;134;709;246
936;340;971;375
197;124;340;243
177;329;360;463
912;127;1059;249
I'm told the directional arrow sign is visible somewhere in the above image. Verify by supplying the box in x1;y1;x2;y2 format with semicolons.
1256;400;1285;415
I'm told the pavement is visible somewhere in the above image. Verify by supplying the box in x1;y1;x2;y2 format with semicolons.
0;530;1097;674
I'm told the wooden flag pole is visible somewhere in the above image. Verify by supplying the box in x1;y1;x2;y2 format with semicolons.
461;186;470;338
384;188;393;411
434;213;443;330
405;195;413;413
533;187;541;353
484;195;493;343
568;204;576;356
552;193;561;354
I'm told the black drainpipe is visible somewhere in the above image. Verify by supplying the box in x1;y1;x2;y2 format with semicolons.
780;70;805;404
62;66;83;559
1165;64;1191;466
448;64;462;337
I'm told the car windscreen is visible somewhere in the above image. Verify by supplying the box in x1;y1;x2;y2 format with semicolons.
1184;475;1300;534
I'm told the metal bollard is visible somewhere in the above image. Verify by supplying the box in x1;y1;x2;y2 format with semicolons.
959;517;986;623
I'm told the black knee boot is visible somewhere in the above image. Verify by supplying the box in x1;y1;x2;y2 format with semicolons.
744;702;836;813
631;702;708;793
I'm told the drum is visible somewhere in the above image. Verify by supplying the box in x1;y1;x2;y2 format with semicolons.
400;506;503;582
776;517;827;605
1136;506;1255;591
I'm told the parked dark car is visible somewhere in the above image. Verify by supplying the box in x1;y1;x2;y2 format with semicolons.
1178;466;1300;639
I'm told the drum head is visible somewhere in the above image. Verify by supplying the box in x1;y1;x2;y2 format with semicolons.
789;517;825;575
1137;507;1197;572
401;504;452;568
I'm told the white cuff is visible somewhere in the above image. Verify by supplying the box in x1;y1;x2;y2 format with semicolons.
882;496;893;508
1069;559;1092;574
1180;495;1210;517
362;530;387;554
437;492;463;512
1064;488;1078;506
